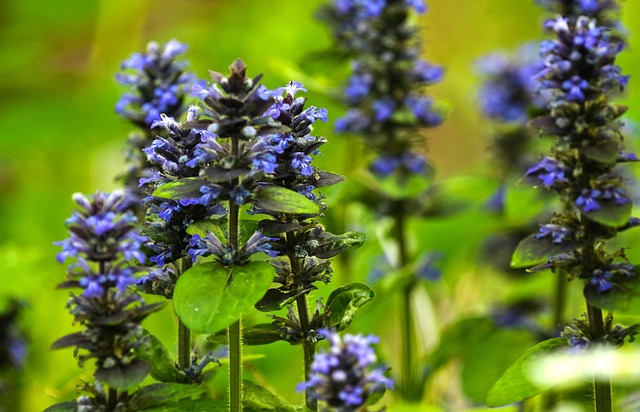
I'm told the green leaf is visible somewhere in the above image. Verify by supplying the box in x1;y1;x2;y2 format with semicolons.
313;231;366;259
134;331;186;383
186;220;225;240
152;178;204;200
242;380;304;411
173;261;275;334
511;234;576;269
204;166;250;182
325;282;374;331
584;275;640;314
583;199;632;228
140;398;227;412
43;402;78;412
253;186;320;214
426;317;495;372
128;383;207;410
254;287;314;312
95;359;150;390
582;140;620;164
486;338;567;407
461;330;536;403
208;323;283;346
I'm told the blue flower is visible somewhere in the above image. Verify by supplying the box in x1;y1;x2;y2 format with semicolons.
536;224;574;244
115;40;192;126
575;188;603;212
524;157;568;188
575;185;629;213
55;191;147;264
291;152;314;176
345;72;373;103
335;109;370;133
372;97;396;122
590;269;613;292
298;329;393;409
404;95;442;126
229;185;252;205
411;60;443;84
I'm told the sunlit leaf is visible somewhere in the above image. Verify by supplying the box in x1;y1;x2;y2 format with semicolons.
242;380;304;411
584;274;640;314
325;282;374;331
511;234;576;269
461;330;536;403
134;331;185;383
128;383;207;410
486;338;567;407
583;200;632;228
207;323;283;346
173;261;275;334
253;186;320;214
152;178;204;200
95;359;150;390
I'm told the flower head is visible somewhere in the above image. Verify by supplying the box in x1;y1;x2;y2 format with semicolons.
116;40;193;126
298;330;393;409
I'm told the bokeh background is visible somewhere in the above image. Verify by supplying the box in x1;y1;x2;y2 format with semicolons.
2;0;640;410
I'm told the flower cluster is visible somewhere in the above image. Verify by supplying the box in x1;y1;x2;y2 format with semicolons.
561;314;638;353
116;40;193;127
297;330;392;410
516;15;636;292
536;0;621;30
115;40;195;213
477;47;545;124
253;82;365;343
52;191;163;406
137;109;225;271
318;0;441;179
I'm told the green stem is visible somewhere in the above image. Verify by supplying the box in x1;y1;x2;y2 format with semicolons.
297;294;316;411
107;387;118;411
587;304;612;412
395;211;420;400
287;232;317;410
552;269;567;334
581;222;612;412
229;319;243;412
228;135;243;412
177;258;193;371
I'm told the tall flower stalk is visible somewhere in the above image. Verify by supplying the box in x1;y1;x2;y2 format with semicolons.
511;14;637;411
158;59;289;412
115;39;194;214
52;191;163;410
252;81;367;410
318;0;442;400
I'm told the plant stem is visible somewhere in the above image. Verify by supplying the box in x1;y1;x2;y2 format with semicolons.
587;303;612;412
228;135;243;412
229;318;243;412
177;258;193;370
552;269;567;335
107;387;118;411
286;232;317;410
297;294;316;411
395;211;420;400
581;223;612;412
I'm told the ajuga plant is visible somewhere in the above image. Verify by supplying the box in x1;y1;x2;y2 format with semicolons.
249;81;370;410
297;329;393;412
488;11;639;412
115;40;194;213
50;191;164;410
318;0;443;401
149;58;377;410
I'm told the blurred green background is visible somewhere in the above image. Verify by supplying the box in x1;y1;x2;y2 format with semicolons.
2;0;640;410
